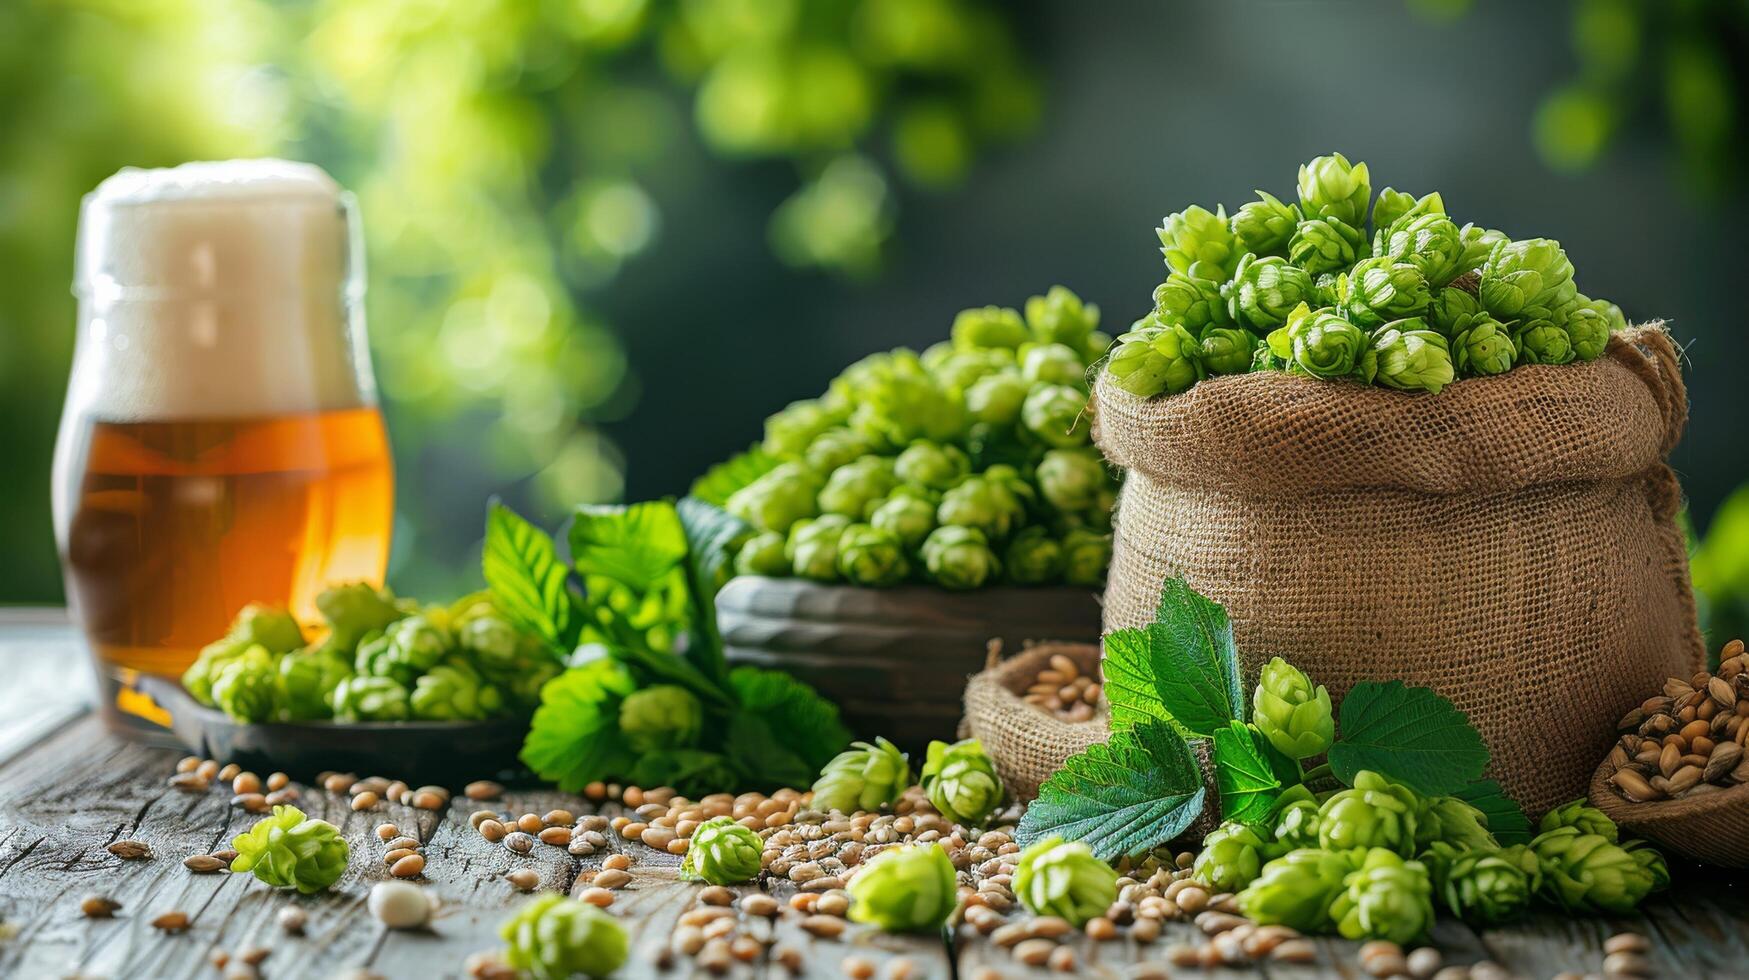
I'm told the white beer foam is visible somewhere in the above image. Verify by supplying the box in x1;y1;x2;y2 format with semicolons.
72;159;372;421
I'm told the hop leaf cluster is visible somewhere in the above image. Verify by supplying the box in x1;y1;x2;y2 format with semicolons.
714;285;1117;591
1105;153;1628;399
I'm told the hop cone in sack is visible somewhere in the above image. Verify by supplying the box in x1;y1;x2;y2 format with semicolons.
1452;317;1517;377
1344;258;1432;328
1158;205;1240;279
1375;213;1467;288
1370;187;1443;236
1288;215;1367;276
1297;152;1372;227
1225;254;1315;331
1230;190;1301;257
1479;237;1575;320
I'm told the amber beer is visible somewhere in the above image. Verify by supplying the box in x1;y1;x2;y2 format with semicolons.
54;160;393;738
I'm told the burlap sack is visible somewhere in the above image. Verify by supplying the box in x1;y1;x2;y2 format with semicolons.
961;641;1221;842
1589;760;1749;868
1093;325;1704;819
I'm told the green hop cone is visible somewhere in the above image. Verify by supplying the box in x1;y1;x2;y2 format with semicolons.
807;427;880;472
1004;527;1064;586
1225;254;1315;331
1021;384;1090;449
1199;326;1260;376
952;305;1030;351
1415;796;1498;852
1319;771;1421;856
382;614;450;677
1104;333;1169;398
1288;216;1368;277
787;515;851;582
1059;529;1111;588
870;495;936;552
1020;343;1088;388
847;843;958;933
1025;285;1101;353
329;675;411;721
1013;837;1118;927
1252;656;1335;759
838;524;911;587
1237;848;1357;932
411;657;504;722
1426;284;1484;338
229;805;349;894
762;398;841;459
1479;237;1575;320
1329;848;1435;945
1370;187;1444;235
212;645;282;723
922;525;1001;590
735;531;790;577
1512;318;1576;366
1456;223;1509;274
680;816;763;884
1272;799;1322;852
930;347;1012;392
811;737;911;813
937;477;1021;540
1530;826;1655;914
1582;295;1628;333
1036;448;1105;512
1344;258;1432;328
1230;190;1301;257
1623;838;1669;893
278;644;351;721
920;738;1003;826
231;603;308;655
1376;213;1466;288
1275;304;1367;382
727;463;821;534
1452;316;1517;377
1157;205;1239;279
1153;263;1235;334
1440;850;1532;925
1539;799;1618;842
456;609;518;669
1136;322;1203;396
617;684;702;753
894;442;969;491
1297;152;1372;227
819;456;898;519
1563;304;1611;361
965;371;1031;426
1195;821;1271;893
500;893;629;980
1372;323;1455;394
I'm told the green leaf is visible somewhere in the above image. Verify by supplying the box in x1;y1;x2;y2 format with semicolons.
724;713;818;793
607;643;732;709
729;665;851;774
1016;721;1207;860
690;446;780;507
677;496;750;685
627;749;740;797
569;501;688;594
483;501;576;650
518;660;639;792
1453;779;1532;845
1101;578;1243;737
1212;721;1285;827
1328;680;1489;796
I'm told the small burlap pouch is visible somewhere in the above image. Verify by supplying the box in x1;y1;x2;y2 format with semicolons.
961;641;1220;843
1589;761;1749;868
1094;324;1704;819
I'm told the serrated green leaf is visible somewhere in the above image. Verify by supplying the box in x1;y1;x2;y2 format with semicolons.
518;660;638;792
483;501;576;650
1212;721;1285;826
1328;680;1489;796
729;665;850;775
690;446;780;507
569;501;688;594
677;496;749;684
1101;579;1243;737
1015;721;1207;860
1454;779;1532;845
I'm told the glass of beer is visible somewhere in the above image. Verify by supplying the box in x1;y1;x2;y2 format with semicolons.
52;160;394;739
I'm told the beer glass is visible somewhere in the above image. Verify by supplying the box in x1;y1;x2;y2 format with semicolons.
52;160;394;739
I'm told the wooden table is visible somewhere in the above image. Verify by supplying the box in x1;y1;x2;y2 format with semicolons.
2;611;1747;979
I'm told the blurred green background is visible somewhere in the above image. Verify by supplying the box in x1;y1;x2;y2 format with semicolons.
2;0;1745;640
